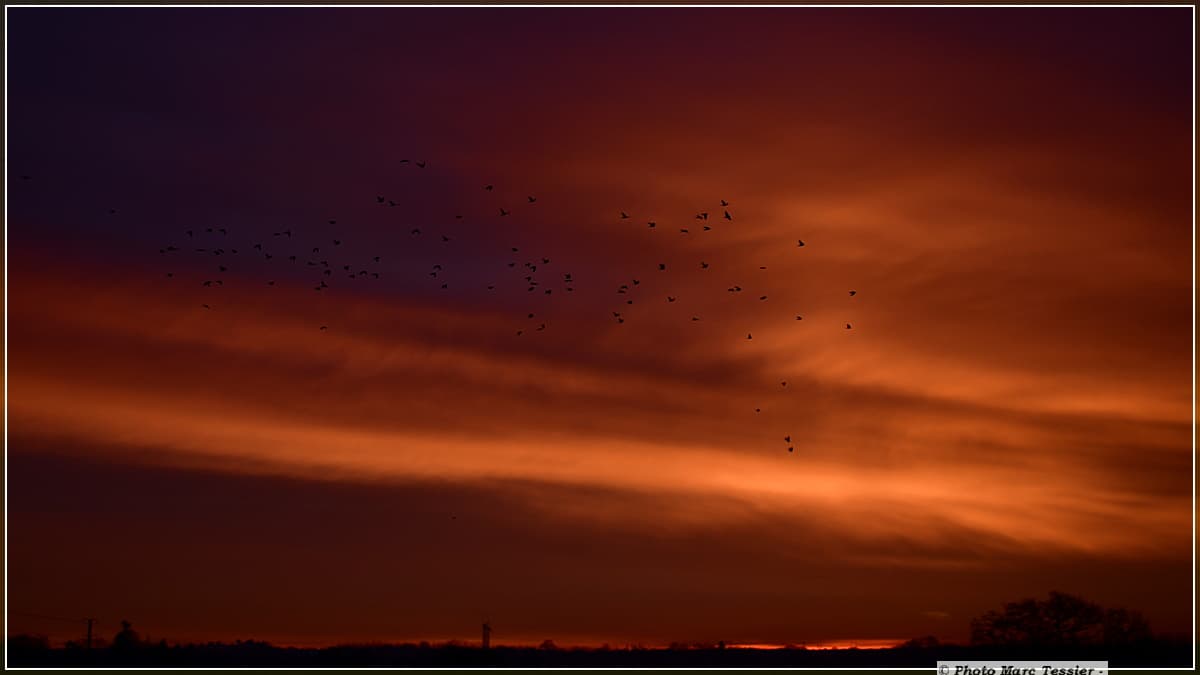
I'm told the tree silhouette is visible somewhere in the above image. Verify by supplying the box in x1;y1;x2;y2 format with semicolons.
970;591;1151;647
111;620;142;651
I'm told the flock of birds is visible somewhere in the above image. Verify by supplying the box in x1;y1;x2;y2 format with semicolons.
18;162;861;455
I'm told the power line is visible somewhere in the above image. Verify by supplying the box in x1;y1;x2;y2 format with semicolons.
10;610;93;625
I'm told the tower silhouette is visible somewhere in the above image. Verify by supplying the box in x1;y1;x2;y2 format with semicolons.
482;620;492;650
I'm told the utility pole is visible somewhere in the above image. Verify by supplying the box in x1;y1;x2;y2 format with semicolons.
481;620;491;650
85;618;95;650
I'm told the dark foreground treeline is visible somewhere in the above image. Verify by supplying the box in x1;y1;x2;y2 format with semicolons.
6;640;1193;668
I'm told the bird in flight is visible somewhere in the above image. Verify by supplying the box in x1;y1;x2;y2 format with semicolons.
647;221;656;229
720;199;729;206
527;196;537;203
724;210;732;221
500;208;510;216
484;184;494;191
797;239;805;247
620;211;630;219
845;323;853;329
849;290;857;296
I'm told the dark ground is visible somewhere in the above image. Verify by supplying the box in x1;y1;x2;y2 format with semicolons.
5;640;1193;668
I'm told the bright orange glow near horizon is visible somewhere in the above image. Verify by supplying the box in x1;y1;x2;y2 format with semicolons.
5;6;1193;651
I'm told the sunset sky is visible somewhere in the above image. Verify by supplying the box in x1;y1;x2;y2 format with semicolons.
5;7;1193;649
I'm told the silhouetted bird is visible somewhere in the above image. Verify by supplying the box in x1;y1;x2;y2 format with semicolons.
667;296;676;302
658;264;666;271
691;316;700;321
201;303;211;310
165;272;174;278
412;228;421;235
648;221;656;228
797;239;805;247
416;161;426;168
485;184;494;191
528;196;537;203
680;228;689;234
333;240;342;246
781;381;788;387
320;325;328;331
267;280;275;286
109;208;118;215
845;323;852;329
849;290;857;296
784;435;791;442
500;208;509;216
442;235;451;242
186;230;194;238
219;265;227;272
696;212;708;220
377;196;385;204
373;256;381;263
700;261;709;269
620;211;630;219
703;225;712;231
724;210;732;221
747;333;753;340
328;220;337;225
720;199;729;206
795;315;803;320
759;295;768;301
